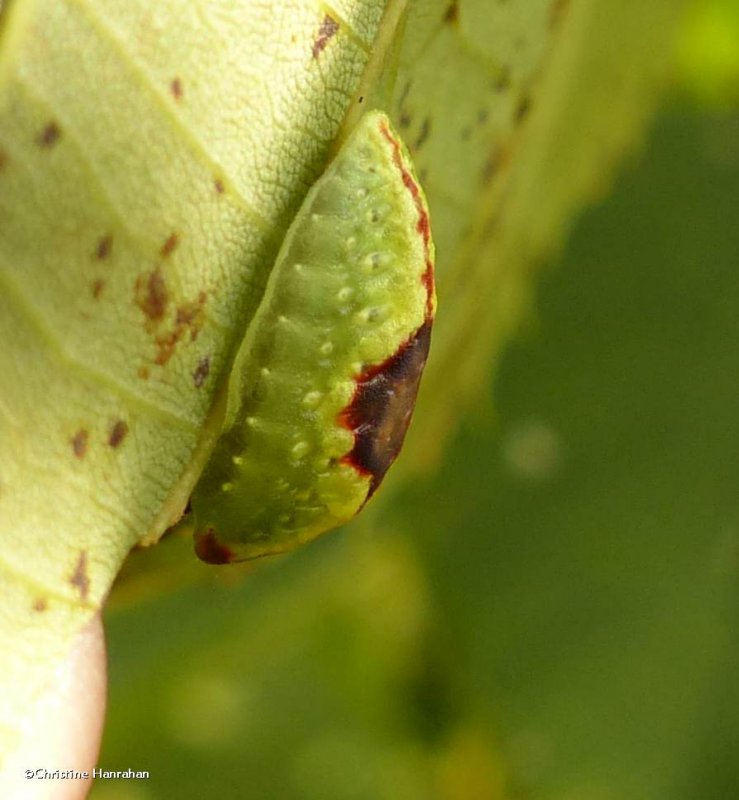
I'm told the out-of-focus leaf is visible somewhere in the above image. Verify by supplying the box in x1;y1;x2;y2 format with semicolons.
378;1;689;469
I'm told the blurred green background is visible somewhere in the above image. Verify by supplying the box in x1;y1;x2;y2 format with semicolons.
93;7;739;799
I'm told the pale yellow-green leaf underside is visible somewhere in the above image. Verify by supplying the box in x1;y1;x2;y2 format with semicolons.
0;0;384;760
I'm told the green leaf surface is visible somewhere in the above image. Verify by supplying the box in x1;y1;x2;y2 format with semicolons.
0;0;686;766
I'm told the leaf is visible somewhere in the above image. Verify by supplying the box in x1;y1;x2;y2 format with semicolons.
372;0;690;469
0;0;387;759
0;0;686;765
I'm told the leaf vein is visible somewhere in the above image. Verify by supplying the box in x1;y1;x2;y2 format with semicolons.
0;268;198;432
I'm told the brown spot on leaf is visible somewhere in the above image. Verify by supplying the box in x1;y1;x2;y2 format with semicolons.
515;95;532;125
550;0;570;27
38;122;61;147
194;527;235;564
153;331;178;366
176;295;205;331
312;14;339;58
71;429;88;459
481;147;510;184
494;66;511;92
33;598;48;612
108;419;128;448
482;154;497;183
413;117;431;151
69;551;90;600
138;366;150;380
95;234;113;260
135;268;169;321
193;355;211;388
170;77;183;99
340;320;433;498
153;292;207;365
214;178;225;194
444;2;459;23
160;232;179;258
92;278;105;299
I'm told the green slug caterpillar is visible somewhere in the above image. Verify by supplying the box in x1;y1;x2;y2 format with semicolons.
191;110;436;563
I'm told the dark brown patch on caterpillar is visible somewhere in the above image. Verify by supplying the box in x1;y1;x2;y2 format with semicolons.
33;598;48;612
312;14;339;58
340;120;435;494
193;355;211;388
214;178;225;194
194;527;235;564
71;429;88;459
108;419;128;448
171;77;183;100
92;279;105;299
340;320;432;497
38;122;61;147
444;2;459;23
69;551;90;600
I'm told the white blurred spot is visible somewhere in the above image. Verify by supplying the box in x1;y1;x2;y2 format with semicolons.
501;419;564;481
291;440;310;459
165;673;251;751
302;390;322;408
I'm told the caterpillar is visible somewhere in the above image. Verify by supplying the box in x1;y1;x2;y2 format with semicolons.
191;110;436;563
